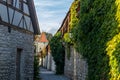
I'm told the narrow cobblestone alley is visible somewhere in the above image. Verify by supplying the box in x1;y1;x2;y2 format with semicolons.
39;67;70;80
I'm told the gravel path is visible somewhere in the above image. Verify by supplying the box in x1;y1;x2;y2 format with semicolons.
39;67;70;80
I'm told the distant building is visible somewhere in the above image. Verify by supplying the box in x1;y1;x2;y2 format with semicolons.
34;32;48;56
34;32;56;72
45;45;56;72
34;32;48;66
0;0;40;80
57;11;70;37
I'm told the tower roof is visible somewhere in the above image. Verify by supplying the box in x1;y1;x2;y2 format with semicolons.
40;32;48;43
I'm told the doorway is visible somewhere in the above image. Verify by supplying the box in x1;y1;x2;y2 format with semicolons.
16;48;22;80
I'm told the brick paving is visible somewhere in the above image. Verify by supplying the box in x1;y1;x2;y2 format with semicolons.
39;67;70;80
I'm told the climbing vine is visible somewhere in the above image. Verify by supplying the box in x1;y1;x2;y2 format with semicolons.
72;0;120;80
64;0;79;44
70;0;79;30
50;32;65;74
63;0;80;59
63;33;71;60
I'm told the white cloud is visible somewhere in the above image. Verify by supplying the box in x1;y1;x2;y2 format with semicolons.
34;0;63;7
34;0;74;34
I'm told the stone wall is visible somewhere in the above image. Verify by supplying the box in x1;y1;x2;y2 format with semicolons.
0;25;34;80
50;56;56;72
43;52;56;72
64;46;88;80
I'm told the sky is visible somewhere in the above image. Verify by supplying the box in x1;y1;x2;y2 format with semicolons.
34;0;74;35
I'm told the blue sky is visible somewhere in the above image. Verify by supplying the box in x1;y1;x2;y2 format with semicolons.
34;0;74;35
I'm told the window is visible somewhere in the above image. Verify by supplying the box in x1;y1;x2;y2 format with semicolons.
7;0;13;5
19;0;23;10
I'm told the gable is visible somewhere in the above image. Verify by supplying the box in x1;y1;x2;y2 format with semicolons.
0;0;40;34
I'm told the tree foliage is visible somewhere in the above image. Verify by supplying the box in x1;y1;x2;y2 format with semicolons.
50;32;65;74
72;0;120;79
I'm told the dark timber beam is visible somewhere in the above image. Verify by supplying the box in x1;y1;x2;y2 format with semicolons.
27;0;40;34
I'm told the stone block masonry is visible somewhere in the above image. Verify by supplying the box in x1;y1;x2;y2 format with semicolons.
0;25;34;80
64;46;88;80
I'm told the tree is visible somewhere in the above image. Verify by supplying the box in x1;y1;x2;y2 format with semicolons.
50;32;65;74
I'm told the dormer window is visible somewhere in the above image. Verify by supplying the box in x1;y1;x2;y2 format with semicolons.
7;0;13;5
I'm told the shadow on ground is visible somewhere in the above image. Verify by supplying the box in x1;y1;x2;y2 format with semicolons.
39;67;70;80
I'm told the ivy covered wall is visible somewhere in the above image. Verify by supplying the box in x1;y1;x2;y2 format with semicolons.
62;0;79;60
70;0;79;30
64;0;79;44
73;0;120;80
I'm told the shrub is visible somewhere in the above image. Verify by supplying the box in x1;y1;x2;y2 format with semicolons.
50;32;65;74
34;56;39;80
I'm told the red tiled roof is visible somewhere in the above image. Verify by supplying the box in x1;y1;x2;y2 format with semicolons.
39;32;48;42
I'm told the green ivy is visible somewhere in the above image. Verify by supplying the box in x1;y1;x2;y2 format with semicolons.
63;0;79;44
70;0;79;30
63;33;71;60
70;0;80;43
62;0;80;60
63;33;72;44
50;32;65;74
72;0;120;80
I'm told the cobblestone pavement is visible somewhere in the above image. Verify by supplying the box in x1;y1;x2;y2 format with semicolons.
39;67;70;80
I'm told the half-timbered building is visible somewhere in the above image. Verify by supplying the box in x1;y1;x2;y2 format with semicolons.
0;0;40;80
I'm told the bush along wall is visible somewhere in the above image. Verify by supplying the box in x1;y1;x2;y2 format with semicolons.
50;32;65;74
34;56;39;80
72;0;120;80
